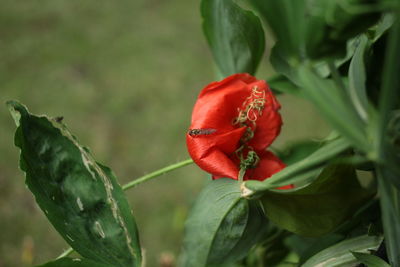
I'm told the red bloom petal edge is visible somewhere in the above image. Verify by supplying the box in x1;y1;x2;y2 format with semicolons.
187;73;289;187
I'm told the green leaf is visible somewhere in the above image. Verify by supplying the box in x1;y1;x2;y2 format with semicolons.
377;167;400;266
7;101;141;267
352;252;391;267
179;178;267;266
348;35;371;121
288;234;345;264
249;0;305;58
260;164;374;237
304;0;381;59
269;44;301;85
373;17;400;266
372;14;395;42
267;74;302;97
298;65;369;151
243;137;350;194
275;140;321;166
302;235;383;267
201;0;265;77
36;258;110;267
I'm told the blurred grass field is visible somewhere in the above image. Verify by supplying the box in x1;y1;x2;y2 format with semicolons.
0;1;329;266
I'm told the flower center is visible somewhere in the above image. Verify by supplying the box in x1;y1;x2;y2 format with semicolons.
233;86;266;179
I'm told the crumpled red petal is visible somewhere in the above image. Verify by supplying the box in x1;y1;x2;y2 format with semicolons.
189;73;282;150
187;73;286;183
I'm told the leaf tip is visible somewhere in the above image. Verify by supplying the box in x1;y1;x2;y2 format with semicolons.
6;100;29;127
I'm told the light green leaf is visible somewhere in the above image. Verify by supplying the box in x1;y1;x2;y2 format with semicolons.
349;35;371;121
352;252;391;267
7;101;141;267
179;178;267;267
261;164;374;237
201;0;265;77
36;258;109;267
372;14;395;42
298;65;369;152
302;235;383;267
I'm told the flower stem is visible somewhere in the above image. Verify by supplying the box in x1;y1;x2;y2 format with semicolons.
238;168;246;183
56;158;194;259
122;158;194;190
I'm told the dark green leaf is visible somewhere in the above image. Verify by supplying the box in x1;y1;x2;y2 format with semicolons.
7;101;141;267
36;258;110;267
349;35;371;121
304;0;381;59
377;167;400;266
352;252;391;267
304;9;347;59
260;164;374;237
243;137;350;195
374;18;400;266
269;44;301;85
285;234;346;264
179;178;266;266
201;0;265;77
302;235;383;267
249;0;305;58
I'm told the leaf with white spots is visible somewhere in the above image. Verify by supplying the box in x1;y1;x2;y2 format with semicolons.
7;101;141;267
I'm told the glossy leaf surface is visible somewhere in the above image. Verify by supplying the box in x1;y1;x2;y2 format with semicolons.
201;0;265;77
7;101;141;267
179;178;266;266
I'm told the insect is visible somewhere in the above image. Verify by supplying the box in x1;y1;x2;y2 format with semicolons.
55;116;64;123
188;128;217;136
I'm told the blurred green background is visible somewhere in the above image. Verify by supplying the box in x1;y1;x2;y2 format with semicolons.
0;1;329;266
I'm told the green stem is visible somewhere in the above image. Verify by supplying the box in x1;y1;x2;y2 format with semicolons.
56;158;194;259
122;158;194;190
238;168;246;183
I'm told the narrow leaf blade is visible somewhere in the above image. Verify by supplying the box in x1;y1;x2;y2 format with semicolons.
352;252;391;267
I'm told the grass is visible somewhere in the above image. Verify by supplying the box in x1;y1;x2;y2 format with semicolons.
0;1;329;266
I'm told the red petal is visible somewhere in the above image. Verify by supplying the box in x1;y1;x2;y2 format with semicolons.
190;74;258;132
186;73;284;182
186;127;246;179
244;150;285;181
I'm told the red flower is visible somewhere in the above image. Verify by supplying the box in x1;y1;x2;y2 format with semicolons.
186;73;286;182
